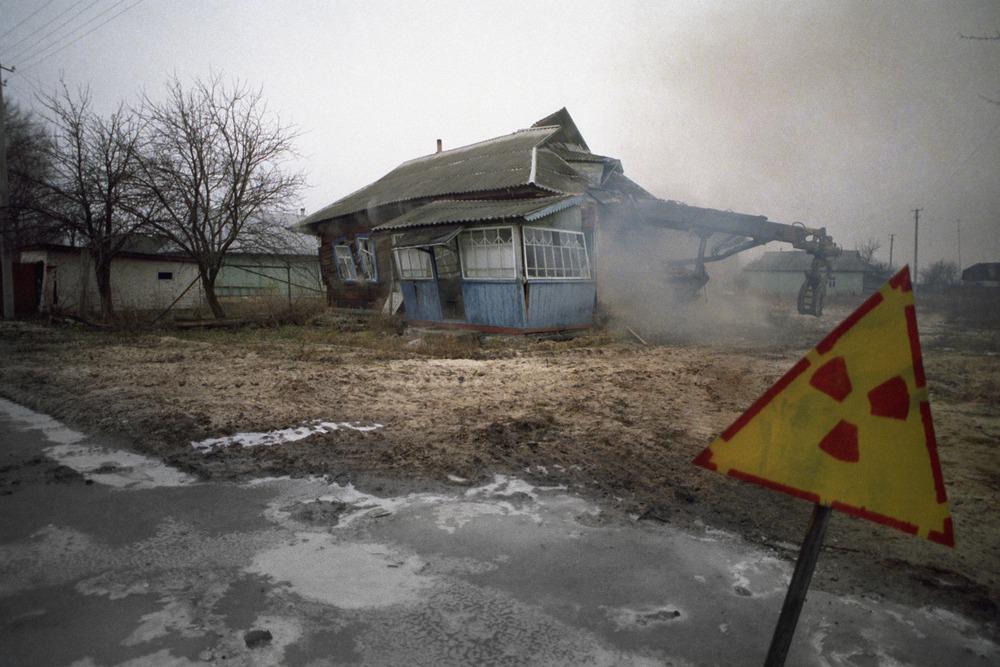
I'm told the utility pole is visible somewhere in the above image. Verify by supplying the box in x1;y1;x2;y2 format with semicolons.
0;60;14;320
956;219;961;271
888;234;895;270
912;208;922;286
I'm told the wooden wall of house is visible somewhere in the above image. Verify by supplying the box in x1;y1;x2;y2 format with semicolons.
400;280;442;321
525;281;594;328
462;281;525;328
317;215;393;309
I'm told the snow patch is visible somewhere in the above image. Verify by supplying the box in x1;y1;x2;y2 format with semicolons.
0;397;86;445
603;605;685;631
729;556;790;597
46;443;196;489
247;534;435;609
192;420;383;453
0;398;195;488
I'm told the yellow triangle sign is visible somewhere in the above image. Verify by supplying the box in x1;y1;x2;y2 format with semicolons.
694;266;953;546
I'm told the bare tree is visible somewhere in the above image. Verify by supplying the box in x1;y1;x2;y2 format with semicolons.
4;102;59;249
33;83;145;320
920;260;959;289
855;237;881;264
135;74;303;318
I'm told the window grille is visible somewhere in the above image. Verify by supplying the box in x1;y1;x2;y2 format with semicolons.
522;226;590;279
459;227;516;280
392;236;433;280
334;245;358;282
356;237;378;282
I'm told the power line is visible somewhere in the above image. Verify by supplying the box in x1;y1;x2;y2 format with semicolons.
0;0;58;41
19;0;146;74
12;69;49;102
3;0;87;56
8;0;103;63
14;0;130;66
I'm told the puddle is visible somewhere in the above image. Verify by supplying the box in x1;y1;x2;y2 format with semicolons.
246;534;435;609
192;420;383;453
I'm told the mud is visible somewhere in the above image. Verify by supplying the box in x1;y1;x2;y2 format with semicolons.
0;307;997;631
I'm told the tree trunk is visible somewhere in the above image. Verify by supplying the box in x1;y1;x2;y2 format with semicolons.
200;269;225;319
93;253;115;321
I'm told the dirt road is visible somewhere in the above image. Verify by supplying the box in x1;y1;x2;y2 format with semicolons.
1;308;997;632
2;399;997;666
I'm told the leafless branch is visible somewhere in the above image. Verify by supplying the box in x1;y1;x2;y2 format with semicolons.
133;73;304;318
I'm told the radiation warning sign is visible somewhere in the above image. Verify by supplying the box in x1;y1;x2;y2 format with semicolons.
694;266;953;546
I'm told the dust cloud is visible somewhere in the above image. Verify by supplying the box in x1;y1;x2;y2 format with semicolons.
595;211;788;345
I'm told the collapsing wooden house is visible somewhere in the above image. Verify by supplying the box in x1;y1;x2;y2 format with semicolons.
294;109;838;332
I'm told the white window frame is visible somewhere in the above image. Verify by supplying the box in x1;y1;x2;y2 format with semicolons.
433;241;462;279
334;244;358;282
392;235;433;280
522;225;591;280
356;237;378;282
458;225;517;281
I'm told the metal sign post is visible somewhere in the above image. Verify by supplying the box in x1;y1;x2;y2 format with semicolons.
763;503;833;667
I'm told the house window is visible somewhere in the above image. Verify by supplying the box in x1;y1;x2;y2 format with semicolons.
433;241;461;278
157;271;173;280
523;226;590;279
356;237;378;282
334;244;358;282
827;276;837;288
459;226;516;280
392;236;433;280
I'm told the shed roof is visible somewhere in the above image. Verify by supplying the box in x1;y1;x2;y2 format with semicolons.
297;126;590;229
962;262;1000;282
372;195;581;233
743;250;874;273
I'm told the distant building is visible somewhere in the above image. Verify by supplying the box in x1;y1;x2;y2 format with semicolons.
18;242;322;315
961;263;1000;288
742;250;879;297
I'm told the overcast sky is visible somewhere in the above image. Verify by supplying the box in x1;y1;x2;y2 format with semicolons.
2;0;998;269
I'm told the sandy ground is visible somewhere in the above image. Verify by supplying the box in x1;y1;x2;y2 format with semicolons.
1;303;997;632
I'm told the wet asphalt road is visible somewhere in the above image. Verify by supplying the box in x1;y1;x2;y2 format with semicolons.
0;398;997;666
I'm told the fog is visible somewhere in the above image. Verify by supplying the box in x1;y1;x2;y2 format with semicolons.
2;0;998;270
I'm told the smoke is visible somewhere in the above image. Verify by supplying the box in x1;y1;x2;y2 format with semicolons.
608;2;1000;267
595;208;780;344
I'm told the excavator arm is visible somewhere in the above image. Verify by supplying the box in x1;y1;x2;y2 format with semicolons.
631;199;840;316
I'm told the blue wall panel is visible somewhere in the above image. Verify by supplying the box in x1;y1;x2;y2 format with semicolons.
461;281;525;328
401;280;442;321
525;281;595;328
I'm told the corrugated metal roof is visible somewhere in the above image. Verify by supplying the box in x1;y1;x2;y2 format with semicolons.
744;250;873;273
531;107;590;151
393;225;463;248
371;195;581;233
298;127;592;228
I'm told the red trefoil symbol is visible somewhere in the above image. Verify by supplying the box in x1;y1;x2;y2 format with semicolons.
808;356;910;463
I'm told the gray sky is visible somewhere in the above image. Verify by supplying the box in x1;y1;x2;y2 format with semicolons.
3;0;998;268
